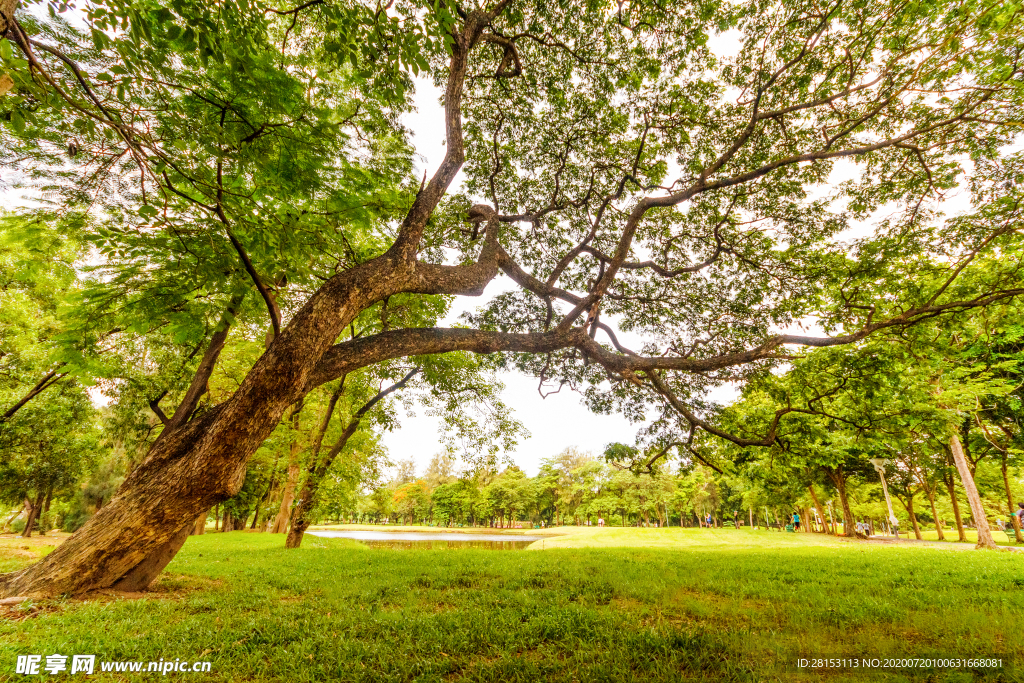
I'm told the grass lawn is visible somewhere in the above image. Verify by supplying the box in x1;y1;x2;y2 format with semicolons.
1;529;1022;682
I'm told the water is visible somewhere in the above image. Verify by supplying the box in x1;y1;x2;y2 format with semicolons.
307;529;547;550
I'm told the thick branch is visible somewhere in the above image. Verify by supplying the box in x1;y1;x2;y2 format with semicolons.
157;292;247;441
0;366;67;424
306;327;588;392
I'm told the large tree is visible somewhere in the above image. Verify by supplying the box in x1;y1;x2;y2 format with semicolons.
2;0;1024;596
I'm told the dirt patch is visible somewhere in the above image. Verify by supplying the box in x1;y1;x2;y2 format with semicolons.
80;573;225;602
0;600;61;622
0;532;70;556
1;573;226;618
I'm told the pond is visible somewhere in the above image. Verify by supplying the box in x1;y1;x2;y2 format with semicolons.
307;529;548;550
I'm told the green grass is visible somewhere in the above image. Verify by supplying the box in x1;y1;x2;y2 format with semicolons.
1;530;1022;682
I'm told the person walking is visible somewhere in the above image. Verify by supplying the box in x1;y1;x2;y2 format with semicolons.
792;511;801;531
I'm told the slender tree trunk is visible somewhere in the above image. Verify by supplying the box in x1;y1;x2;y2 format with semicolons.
1000;452;1024;543
0;366;68;424
827;469;856;536
287;370;417;549
949;433;996;549
943;467;968;542
271;442;302;534
2;504;25;533
21;495;41;538
192;513;206;535
901;493;922;540
807;485;832;535
251;450;284;531
923;483;945;541
288;385;352;548
249;503;262;530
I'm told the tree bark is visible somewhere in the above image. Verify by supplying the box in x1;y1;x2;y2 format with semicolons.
0;0;17;36
110;522;192;592
949;433;997;549
192;513;206;536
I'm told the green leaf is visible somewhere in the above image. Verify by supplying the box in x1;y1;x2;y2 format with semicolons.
10;109;25;134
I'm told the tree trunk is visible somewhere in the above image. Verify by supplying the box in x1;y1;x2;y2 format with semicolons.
192;513;206;536
1000;452;1024;543
923;483;945;541
0;192;560;597
827;469;856;536
249;450;283;531
285;409;355;550
271;405;306;535
949;433;996;549
2;504;24;533
271;452;300;534
110;523;192;593
21;494;42;538
943;467;967;542
807;484;832;535
249;505;261;530
903;493;922;540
